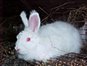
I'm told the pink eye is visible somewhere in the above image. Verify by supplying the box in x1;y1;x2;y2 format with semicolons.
27;38;31;41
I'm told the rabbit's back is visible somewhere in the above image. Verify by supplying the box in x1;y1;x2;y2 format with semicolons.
39;21;79;37
39;21;82;54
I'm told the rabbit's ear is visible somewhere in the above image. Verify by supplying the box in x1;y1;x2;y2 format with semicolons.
20;11;29;28
29;10;40;33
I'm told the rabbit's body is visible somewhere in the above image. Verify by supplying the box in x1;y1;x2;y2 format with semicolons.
38;21;81;60
15;10;82;62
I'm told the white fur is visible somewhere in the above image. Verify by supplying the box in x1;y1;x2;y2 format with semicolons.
15;10;82;62
20;11;29;28
29;10;40;32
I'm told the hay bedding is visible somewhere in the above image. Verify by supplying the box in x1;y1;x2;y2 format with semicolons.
2;2;87;66
1;41;87;66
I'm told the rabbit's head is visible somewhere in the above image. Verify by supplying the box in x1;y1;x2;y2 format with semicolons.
15;10;41;55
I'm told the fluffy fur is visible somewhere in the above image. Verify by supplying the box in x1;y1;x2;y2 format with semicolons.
15;10;82;62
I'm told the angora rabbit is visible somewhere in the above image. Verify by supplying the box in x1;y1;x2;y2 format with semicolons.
15;10;82;62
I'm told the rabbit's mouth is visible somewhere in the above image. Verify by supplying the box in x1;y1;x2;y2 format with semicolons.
16;49;20;52
17;50;27;55
17;52;24;56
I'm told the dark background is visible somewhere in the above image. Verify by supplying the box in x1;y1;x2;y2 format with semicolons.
2;0;87;42
3;0;87;17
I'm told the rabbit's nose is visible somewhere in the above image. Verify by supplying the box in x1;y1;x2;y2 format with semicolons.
15;46;20;52
16;49;20;52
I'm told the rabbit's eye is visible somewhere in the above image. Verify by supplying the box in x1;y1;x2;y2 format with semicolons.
27;38;31;41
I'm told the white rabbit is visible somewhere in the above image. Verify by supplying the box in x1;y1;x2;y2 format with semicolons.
15;10;82;62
